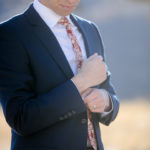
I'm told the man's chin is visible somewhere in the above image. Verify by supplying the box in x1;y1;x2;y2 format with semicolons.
56;8;75;16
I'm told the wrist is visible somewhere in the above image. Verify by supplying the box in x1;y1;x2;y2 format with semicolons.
71;74;89;94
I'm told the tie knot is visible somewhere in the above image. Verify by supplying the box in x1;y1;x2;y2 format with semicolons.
58;17;70;27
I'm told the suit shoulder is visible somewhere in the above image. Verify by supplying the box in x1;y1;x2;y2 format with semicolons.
72;14;93;25
0;14;28;62
72;14;100;34
73;14;100;28
0;13;24;34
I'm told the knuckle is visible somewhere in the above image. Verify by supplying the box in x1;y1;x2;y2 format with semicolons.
98;56;102;61
96;57;102;63
99;55;103;60
104;75;107;81
103;62;106;68
96;91;101;97
89;106;93;111
85;97;91;103
101;98;105;103
84;97;88;102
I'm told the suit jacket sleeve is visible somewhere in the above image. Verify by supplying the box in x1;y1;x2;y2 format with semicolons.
91;23;120;126
0;25;86;136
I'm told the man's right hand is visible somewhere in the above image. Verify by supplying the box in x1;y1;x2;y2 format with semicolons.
72;53;107;94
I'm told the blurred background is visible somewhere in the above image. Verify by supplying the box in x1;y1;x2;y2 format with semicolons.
0;0;150;150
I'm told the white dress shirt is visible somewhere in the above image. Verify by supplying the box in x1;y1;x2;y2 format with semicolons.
33;0;87;75
33;0;113;116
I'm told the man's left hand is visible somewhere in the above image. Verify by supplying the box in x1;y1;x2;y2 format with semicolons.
81;88;112;113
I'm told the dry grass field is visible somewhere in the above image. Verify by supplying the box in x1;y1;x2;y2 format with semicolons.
0;100;150;150
101;100;150;150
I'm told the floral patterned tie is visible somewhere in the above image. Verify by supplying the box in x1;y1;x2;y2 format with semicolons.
58;17;97;150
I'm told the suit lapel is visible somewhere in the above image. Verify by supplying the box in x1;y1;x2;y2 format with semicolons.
24;5;74;79
70;14;94;58
24;5;93;79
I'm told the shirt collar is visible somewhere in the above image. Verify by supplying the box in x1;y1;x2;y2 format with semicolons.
33;0;71;28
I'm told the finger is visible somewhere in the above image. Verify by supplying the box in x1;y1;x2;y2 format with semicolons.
91;107;105;113
81;88;93;99
85;89;101;100
88;53;98;60
89;103;105;113
97;55;103;61
89;99;104;109
88;98;105;112
83;90;97;104
84;89;105;106
88;103;105;113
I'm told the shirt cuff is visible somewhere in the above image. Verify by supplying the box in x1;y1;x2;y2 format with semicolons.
100;90;114;118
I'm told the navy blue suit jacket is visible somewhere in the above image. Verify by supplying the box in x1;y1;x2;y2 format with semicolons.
0;5;119;150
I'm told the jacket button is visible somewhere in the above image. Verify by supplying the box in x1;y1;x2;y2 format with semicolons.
59;117;64;121
68;112;72;117
72;110;76;114
81;118;87;124
64;115;68;119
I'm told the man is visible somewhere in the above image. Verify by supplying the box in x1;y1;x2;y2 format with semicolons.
0;0;119;150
